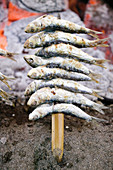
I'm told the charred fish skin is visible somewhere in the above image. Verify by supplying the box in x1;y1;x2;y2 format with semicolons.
35;43;106;66
25;78;93;96
24;31;108;49
24;55;90;74
27;66;91;81
25;14;102;37
29;103;105;122
27;87;105;114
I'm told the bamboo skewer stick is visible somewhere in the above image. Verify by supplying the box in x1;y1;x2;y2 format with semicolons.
52;113;64;162
51;13;64;162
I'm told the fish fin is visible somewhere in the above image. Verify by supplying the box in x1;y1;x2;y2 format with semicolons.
57;13;61;19
38;14;48;19
93;38;109;47
91;116;107;122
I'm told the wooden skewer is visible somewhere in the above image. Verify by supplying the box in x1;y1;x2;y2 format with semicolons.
52;113;64;162
51;14;64;162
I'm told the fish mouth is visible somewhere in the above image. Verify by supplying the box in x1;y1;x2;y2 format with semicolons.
24;25;32;33
24;40;30;48
24;26;29;33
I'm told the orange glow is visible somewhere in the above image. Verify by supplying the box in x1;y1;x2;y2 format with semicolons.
0;1;42;50
89;0;97;5
8;2;39;22
0;29;7;50
102;30;105;34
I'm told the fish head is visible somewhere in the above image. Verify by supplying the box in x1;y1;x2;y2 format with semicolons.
27;69;37;79
24;20;43;33
24;14;54;33
24;55;34;65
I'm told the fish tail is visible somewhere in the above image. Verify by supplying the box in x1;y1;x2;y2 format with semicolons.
2;80;12;90
88;30;103;38
3;76;15;82
93;103;108;114
1;75;15;89
0;89;10;99
7;52;18;61
94;59;108;68
92;91;103;100
92;77;99;83
89;72;101;79
8;56;17;61
93;38;109;47
89;73;99;83
91;116;107;122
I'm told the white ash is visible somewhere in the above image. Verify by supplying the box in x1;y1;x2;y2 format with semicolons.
85;3;113;29
11;0;67;13
85;2;113;56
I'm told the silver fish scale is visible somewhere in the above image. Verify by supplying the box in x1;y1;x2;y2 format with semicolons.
24;15;107;121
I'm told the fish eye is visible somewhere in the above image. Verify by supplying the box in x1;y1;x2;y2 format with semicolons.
29;58;33;63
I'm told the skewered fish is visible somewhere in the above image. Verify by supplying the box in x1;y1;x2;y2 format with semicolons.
0;48;16;61
25;78;100;98
27;66;92;81
25;14;102;37
35;43;106;67
27;87;106;114
24;55;92;75
24;31;108;49
29;103;106;122
24;14;108;124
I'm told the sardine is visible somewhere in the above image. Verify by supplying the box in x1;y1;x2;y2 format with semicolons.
27;66;91;81
25;14;102;37
0;72;15;90
25;79;100;98
0;48;16;61
24;55;91;74
27;87;106;114
35;43;106;68
29;103;106;122
24;31;108;49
